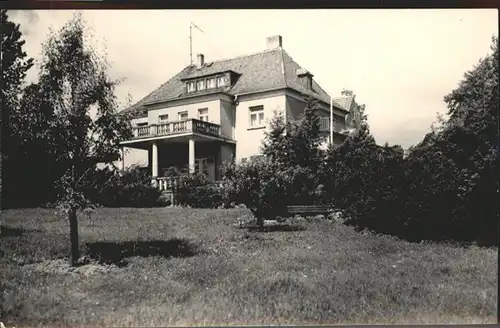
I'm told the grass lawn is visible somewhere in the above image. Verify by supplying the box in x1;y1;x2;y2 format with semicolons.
0;207;497;327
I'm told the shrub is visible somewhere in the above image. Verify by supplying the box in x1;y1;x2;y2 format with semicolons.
320;124;406;234
222;157;288;230
175;173;224;209
84;165;163;208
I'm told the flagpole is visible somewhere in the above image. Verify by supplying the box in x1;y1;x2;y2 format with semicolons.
330;96;334;145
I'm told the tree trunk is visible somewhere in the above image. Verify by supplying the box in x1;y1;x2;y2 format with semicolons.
68;207;79;266
257;216;264;232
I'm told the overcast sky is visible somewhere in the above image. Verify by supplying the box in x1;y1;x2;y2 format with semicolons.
9;9;498;149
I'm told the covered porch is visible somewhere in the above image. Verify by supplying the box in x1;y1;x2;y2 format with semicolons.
120;121;235;191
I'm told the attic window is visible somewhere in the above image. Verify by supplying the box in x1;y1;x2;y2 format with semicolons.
187;81;196;93
207;78;216;89
197;79;206;91
217;75;227;87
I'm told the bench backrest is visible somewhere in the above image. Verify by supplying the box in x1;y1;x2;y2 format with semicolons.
287;205;332;213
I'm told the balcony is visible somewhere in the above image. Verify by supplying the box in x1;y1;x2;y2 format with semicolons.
320;116;350;133
132;119;221;140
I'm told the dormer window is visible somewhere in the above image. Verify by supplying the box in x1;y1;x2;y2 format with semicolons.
207;78;216;89
296;68;314;91
187;81;196;93
216;75;227;87
197;79;206;91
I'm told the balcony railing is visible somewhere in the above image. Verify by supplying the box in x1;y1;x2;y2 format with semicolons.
132;119;222;139
152;176;223;192
319;116;349;133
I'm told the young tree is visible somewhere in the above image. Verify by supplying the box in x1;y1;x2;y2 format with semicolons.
340;89;354;97
222;157;288;231
1;9;34;209
260;97;324;204
34;13;132;265
262;97;322;169
260;109;290;169
289;97;322;169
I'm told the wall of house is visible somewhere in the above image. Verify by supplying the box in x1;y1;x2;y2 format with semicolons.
122;147;148;168
316;101;348;118
220;100;235;139
123;92;352;171
117;117;149;169
220;143;235;165
147;99;222;125
286;94;347;127
217;143;236;180
118;116;148;169
286;95;307;121
234;92;287;162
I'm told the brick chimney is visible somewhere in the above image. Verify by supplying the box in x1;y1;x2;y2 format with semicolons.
266;35;283;50
196;53;205;68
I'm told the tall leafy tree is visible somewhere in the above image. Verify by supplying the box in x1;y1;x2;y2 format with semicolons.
1;9;34;208
444;36;498;120
440;35;498;244
34;13;132;265
400;35;498;244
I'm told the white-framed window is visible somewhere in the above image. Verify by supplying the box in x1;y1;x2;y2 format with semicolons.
158;114;169;123
216;75;227;87
187;81;196;93
178;111;188;120
198;108;209;122
197;79;206;91
207;78;216;89
249;105;265;128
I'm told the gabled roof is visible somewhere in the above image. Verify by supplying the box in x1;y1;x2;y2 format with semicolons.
124;47;345;116
332;96;356;111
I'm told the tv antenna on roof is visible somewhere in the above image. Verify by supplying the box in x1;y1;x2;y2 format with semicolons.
189;22;204;65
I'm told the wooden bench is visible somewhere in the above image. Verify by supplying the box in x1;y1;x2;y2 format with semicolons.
240;205;334;228
286;205;334;218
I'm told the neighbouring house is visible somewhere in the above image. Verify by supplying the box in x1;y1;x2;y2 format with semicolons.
120;35;360;191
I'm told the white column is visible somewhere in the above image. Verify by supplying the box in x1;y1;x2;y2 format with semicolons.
152;142;158;177
189;138;195;174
